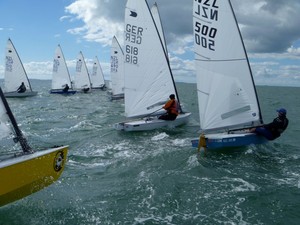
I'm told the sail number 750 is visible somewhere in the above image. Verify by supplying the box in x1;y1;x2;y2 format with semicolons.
194;22;217;51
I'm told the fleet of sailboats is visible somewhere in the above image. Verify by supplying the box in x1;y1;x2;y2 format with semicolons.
0;0;286;207
191;0;267;150
3;39;37;98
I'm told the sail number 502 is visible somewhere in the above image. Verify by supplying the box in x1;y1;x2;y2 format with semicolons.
194;22;217;51
125;45;138;64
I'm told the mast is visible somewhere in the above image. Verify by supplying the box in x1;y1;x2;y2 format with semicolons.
0;87;32;153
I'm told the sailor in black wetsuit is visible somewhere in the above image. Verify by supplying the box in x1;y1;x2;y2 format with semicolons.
251;108;289;140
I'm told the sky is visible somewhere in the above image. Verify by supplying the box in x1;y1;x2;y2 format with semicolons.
0;0;300;86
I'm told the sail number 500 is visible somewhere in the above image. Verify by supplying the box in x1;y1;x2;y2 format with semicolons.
194;22;217;51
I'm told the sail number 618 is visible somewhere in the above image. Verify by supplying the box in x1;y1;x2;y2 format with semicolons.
194;22;217;51
125;45;138;64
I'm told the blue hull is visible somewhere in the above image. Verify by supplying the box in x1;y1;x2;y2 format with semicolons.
50;90;77;95
191;133;267;149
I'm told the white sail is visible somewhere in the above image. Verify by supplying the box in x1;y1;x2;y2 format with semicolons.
51;45;73;90
193;0;262;132
124;0;176;118
90;56;105;89
151;3;167;54
110;36;125;96
74;51;92;91
0;96;12;139
4;39;33;93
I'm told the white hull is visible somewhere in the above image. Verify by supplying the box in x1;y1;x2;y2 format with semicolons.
4;91;38;98
114;112;191;131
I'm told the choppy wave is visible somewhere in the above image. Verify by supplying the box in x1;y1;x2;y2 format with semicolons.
1;80;300;225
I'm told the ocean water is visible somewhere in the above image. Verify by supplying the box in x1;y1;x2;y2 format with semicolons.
0;80;300;225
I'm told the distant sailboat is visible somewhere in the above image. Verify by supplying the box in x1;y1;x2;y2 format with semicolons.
50;45;76;95
110;36;125;100
90;56;106;90
4;38;37;98
74;51;92;93
0;87;68;207
191;0;267;150
114;0;191;131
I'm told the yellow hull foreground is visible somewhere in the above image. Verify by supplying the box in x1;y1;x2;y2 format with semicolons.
0;146;68;207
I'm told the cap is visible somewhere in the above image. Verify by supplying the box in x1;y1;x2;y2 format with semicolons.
169;94;175;99
277;108;287;115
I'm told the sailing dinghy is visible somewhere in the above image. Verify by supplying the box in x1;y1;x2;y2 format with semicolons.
50;45;76;95
110;36;125;100
4;39;37;98
90;56;106;90
74;51;92;93
191;0;267;150
0;87;68;207
114;0;191;131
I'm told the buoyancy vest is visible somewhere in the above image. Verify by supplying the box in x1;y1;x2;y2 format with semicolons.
163;99;179;116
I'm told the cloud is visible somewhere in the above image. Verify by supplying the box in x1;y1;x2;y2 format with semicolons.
64;0;124;46
63;0;300;53
59;15;72;22
5;0;296;86
231;0;300;53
